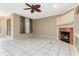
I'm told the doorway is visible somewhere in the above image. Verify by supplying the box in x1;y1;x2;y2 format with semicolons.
7;19;11;36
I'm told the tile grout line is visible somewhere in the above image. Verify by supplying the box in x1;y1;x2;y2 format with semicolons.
45;41;58;56
30;44;48;56
30;40;56;56
4;48;14;56
69;45;71;56
57;44;62;56
4;46;32;56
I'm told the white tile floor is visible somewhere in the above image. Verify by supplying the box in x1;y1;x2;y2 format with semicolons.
0;36;78;56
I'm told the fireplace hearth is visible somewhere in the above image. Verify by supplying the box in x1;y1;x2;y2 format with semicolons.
59;28;73;45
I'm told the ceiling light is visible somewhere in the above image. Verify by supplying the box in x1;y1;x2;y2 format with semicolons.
52;4;58;8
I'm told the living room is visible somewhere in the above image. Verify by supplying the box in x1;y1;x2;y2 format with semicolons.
0;3;79;56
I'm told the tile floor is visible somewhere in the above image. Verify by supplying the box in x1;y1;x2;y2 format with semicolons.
0;36;78;56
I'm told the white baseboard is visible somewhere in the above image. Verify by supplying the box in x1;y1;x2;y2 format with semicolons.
12;34;34;40
5;35;13;40
13;35;56;40
6;33;56;40
33;34;56;39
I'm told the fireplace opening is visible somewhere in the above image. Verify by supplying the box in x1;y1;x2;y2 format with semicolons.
60;32;70;43
59;28;73;45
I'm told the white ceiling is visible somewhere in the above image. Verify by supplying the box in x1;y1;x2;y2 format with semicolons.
0;3;78;19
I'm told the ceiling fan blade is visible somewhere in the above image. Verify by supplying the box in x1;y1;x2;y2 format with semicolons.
34;5;40;8
35;8;41;12
31;9;34;13
25;3;32;7
24;8;31;10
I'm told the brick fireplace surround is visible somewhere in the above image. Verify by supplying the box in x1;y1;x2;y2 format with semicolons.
59;28;73;45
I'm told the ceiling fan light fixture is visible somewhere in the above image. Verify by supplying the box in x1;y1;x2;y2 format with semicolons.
24;3;41;13
31;9;34;13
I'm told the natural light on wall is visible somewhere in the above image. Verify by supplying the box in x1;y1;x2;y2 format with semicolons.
25;18;30;33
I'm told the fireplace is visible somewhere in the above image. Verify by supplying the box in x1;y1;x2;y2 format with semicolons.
59;28;73;45
61;32;70;43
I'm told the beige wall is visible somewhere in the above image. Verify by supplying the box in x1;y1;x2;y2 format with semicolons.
57;10;75;26
74;6;79;35
0;20;3;37
33;16;57;38
75;36;79;53
11;13;33;39
0;13;33;39
74;6;79;53
0;13;21;39
0;14;17;39
0;18;7;37
11;13;20;38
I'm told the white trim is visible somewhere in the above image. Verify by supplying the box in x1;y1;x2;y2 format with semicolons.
12;34;34;40
57;21;74;26
33;34;56;39
5;35;13;40
75;33;79;39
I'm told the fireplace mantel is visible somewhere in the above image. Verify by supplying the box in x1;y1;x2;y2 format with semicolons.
59;28;73;45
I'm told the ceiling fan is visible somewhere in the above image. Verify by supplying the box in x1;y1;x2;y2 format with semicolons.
24;3;41;13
